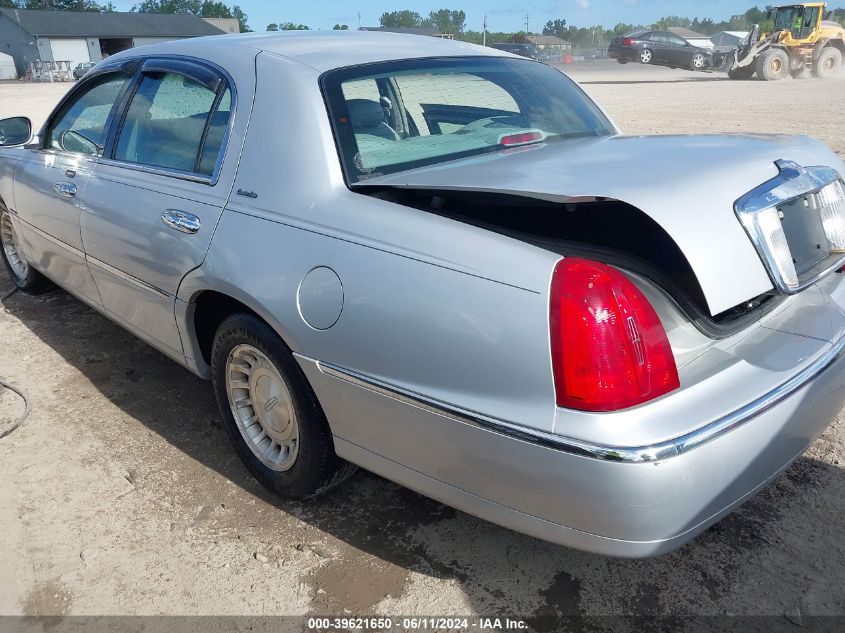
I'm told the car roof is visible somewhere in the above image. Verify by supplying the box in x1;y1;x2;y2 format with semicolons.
116;30;511;73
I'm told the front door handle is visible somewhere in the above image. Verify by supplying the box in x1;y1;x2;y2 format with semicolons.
161;209;200;234
53;182;77;198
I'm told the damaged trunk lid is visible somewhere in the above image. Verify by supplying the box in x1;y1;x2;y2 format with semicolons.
359;133;845;316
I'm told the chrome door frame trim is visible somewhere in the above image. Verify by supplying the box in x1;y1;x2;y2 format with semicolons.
308;327;845;463
95;158;216;185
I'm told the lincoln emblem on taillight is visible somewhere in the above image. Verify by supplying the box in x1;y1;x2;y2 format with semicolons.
626;316;645;367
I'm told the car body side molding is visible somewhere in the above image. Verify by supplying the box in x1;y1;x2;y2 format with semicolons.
306;326;845;463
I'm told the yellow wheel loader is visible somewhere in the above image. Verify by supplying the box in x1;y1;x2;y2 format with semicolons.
728;3;845;80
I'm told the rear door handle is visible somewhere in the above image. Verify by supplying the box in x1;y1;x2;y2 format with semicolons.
53;182;77;198
161;209;200;234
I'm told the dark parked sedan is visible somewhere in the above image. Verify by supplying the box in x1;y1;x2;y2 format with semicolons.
609;30;712;70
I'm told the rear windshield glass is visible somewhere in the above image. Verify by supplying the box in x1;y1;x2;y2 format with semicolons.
321;57;615;183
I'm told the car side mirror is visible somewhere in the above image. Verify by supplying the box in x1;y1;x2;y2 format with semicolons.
59;129;98;155
0;117;33;147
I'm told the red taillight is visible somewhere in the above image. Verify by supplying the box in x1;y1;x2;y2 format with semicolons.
549;258;680;412
500;131;543;147
623;38;634;46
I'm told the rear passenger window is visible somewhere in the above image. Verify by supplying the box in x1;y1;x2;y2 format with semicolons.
114;72;231;176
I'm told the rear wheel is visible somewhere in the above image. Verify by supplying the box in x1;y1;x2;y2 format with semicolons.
211;313;356;499
639;48;653;64
813;46;843;78
617;58;628;64
0;210;49;293
756;48;789;80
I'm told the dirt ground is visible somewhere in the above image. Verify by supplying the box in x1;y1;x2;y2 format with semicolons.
1;61;845;625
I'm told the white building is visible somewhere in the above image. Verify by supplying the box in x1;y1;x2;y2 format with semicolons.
0;9;227;78
710;31;750;50
0;52;17;79
668;27;714;49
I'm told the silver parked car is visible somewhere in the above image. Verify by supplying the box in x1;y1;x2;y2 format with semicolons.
72;62;96;80
2;32;845;557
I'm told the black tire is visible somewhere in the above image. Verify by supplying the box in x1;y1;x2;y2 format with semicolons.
728;65;756;80
0;209;50;293
211;313;356;499
813;46;843;78
616;58;628;64
756;48;789;81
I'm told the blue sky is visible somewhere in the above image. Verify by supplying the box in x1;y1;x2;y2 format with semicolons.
108;1;760;32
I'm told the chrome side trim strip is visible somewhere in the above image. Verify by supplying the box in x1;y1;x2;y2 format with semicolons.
16;215;85;259
674;330;845;453
85;254;171;300
313;360;678;463
16;214;171;300
313;331;845;463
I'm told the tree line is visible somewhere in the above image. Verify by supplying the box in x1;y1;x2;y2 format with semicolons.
0;0;251;33
3;3;843;45
285;5;844;48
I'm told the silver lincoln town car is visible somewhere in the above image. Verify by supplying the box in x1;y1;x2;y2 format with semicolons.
2;32;845;557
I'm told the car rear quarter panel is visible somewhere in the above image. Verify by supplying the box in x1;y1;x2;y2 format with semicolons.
178;52;563;432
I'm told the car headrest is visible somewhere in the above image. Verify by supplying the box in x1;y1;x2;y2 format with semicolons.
346;99;386;130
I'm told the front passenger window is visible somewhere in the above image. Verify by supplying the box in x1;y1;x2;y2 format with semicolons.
47;73;128;156
114;72;231;176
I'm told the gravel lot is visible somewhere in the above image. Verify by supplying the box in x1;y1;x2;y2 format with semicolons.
1;61;845;625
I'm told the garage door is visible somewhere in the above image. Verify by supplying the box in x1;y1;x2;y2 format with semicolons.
49;38;90;64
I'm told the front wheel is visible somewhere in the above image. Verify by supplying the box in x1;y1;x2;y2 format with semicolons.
639;48;653;64
690;53;707;70
211;313;356;499
756;48;789;80
0;210;49;293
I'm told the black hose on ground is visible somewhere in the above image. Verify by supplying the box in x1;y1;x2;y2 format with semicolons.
1;287;29;438
0;378;30;440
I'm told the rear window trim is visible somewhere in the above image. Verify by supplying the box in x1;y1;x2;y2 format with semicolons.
320;55;616;188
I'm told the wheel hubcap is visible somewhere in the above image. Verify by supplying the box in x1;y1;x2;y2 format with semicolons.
226;344;299;471
642;51;651;62
694;55;704;67
772;58;782;72
0;212;28;280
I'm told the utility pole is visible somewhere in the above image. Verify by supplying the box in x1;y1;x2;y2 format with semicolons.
525;13;530;35
357;11;362;29
483;13;487;46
